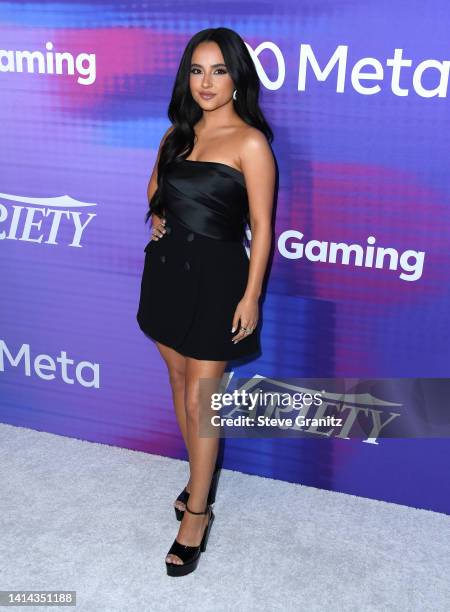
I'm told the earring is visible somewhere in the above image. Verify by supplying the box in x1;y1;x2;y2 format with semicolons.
232;89;237;100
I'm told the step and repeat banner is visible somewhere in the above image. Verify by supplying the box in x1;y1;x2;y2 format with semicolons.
1;1;449;514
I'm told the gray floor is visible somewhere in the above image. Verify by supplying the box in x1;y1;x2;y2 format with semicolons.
1;422;449;612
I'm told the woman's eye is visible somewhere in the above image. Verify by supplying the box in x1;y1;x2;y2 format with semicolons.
190;68;228;75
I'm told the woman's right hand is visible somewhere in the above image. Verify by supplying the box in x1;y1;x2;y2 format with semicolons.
151;213;166;240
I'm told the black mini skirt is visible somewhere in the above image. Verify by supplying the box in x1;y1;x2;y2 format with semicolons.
136;210;261;361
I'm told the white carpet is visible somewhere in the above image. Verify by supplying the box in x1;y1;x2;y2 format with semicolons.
0;422;449;612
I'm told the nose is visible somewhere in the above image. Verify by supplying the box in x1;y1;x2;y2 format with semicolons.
202;73;213;87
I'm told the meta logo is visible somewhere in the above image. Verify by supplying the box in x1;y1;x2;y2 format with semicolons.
0;41;96;85
248;43;450;98
278;231;425;282
0;340;100;388
1;39;447;97
0;193;97;248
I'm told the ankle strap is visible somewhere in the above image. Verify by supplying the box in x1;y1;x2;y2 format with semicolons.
185;501;208;515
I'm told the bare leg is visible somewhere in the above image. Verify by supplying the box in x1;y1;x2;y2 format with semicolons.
155;341;188;443
166;356;227;565
155;341;192;510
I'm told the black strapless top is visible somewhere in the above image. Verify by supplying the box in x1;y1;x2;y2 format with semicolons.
161;159;249;242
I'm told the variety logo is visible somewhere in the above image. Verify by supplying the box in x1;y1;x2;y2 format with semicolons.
0;193;97;248
219;372;404;445
0;340;100;388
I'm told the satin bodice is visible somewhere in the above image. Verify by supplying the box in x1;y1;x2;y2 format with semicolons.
160;159;249;242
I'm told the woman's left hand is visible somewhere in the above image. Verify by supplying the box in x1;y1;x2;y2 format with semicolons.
231;296;259;344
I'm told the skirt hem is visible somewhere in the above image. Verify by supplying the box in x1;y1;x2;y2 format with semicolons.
137;319;260;362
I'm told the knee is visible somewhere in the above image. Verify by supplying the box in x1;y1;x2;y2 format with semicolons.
168;366;186;392
185;394;199;422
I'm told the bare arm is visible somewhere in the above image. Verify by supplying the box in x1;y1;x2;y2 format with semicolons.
147;124;174;239
231;128;275;343
241;130;275;299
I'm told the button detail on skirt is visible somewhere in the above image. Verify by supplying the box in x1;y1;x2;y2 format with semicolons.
160;254;166;263
184;261;190;271
187;232;195;242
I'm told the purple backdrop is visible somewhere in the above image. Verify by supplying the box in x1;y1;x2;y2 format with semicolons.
1;0;449;514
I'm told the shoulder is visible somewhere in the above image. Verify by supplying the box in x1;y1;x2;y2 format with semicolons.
239;126;271;158
161;124;175;143
152;125;175;175
155;125;175;156
238;126;274;172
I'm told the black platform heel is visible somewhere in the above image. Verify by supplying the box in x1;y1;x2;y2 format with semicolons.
165;502;215;577
174;487;190;521
174;465;220;521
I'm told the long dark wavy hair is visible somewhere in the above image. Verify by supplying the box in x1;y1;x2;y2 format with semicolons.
145;27;274;226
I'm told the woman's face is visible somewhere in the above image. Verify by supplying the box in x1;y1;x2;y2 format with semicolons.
189;42;235;110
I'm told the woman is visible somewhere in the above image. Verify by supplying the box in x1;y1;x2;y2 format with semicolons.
136;27;275;577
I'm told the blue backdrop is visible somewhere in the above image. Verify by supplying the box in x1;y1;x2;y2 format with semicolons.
1;0;449;514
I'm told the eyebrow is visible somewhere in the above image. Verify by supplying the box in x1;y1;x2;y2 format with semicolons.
190;63;227;68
